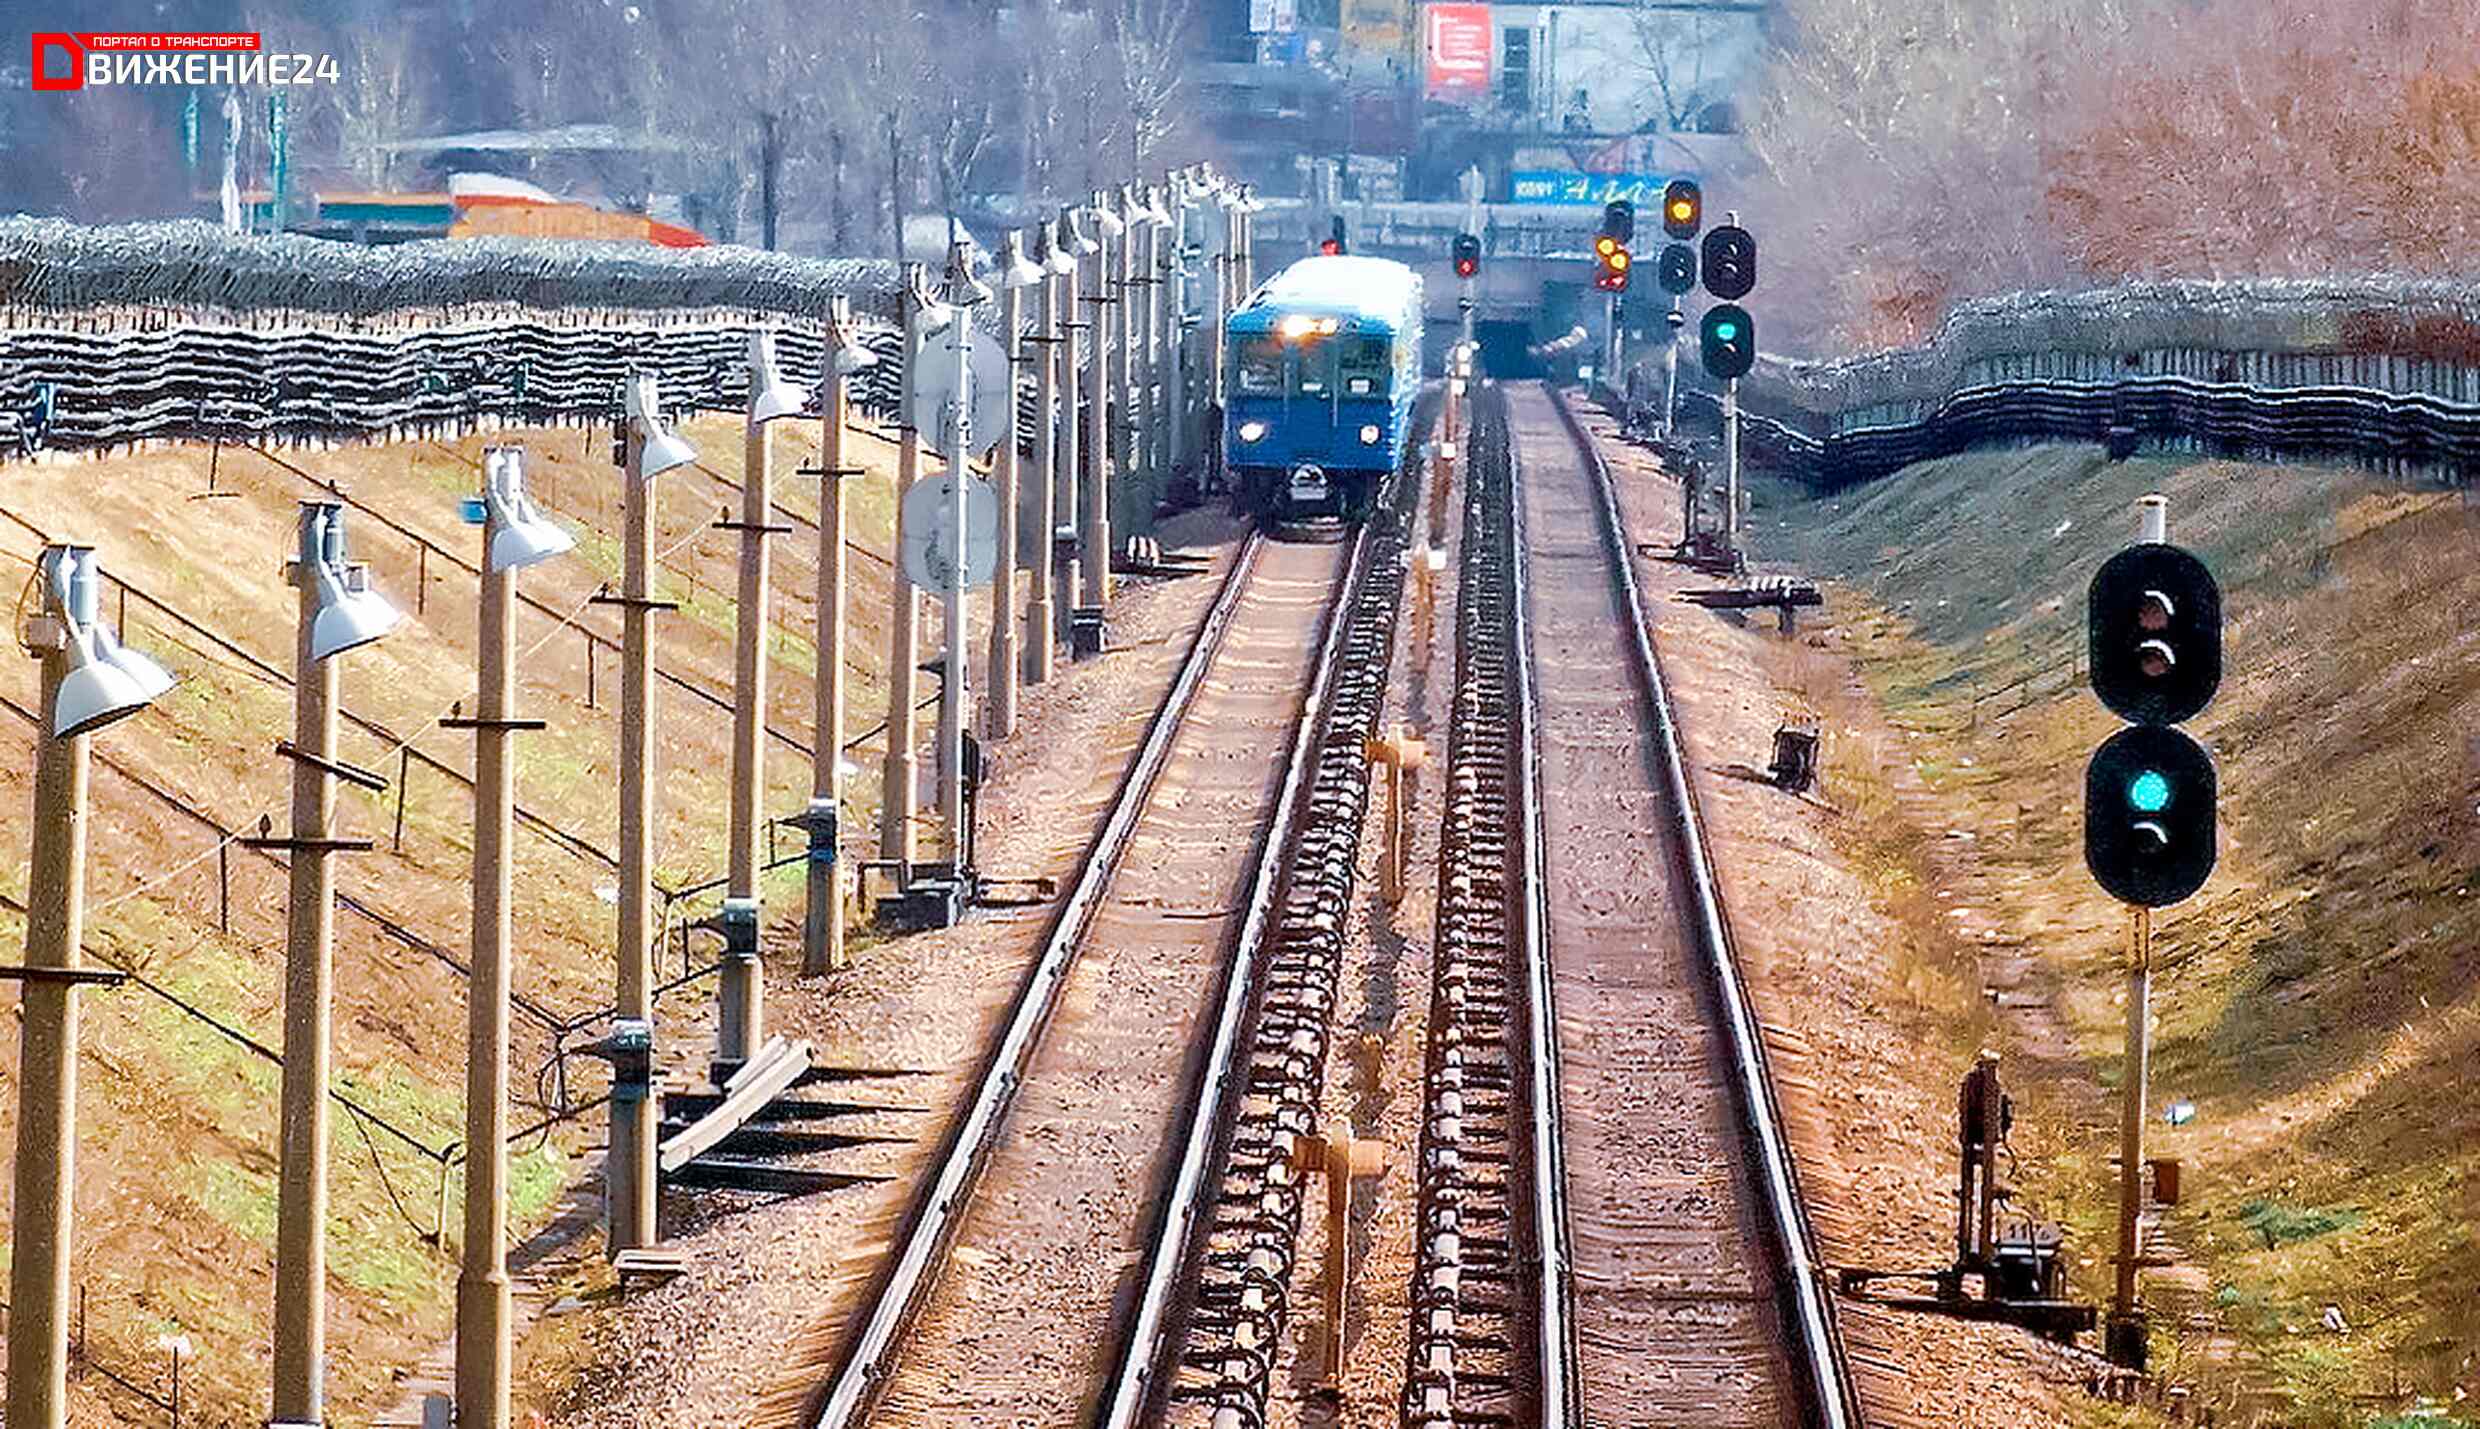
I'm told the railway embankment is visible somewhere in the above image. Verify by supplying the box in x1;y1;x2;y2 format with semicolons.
1753;439;2480;1426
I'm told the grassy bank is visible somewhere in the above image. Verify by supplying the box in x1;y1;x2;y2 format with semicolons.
1760;445;2480;1425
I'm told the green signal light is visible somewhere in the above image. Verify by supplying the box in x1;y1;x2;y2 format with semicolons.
2128;769;2171;813
1714;320;1740;341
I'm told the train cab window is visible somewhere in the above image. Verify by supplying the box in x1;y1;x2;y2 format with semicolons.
1297;340;1334;397
1339;335;1392;396
1237;337;1283;394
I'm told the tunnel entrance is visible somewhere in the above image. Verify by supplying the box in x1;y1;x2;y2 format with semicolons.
1473;321;1544;380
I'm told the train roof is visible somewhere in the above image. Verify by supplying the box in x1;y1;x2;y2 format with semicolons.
1233;255;1422;331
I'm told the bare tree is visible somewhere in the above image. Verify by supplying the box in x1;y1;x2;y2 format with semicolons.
920;19;1009;221
1623;5;1723;132
1746;0;2162;346
1097;0;1205;172
334;29;427;186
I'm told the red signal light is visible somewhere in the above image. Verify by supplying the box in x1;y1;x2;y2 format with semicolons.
1320;239;1342;256
1454;257;1478;278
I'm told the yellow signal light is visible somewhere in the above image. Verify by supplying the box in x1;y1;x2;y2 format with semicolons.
1594;235;1617;257
1609;249;1631;270
1668;199;1694;222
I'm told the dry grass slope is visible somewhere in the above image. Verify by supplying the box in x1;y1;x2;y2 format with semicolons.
1760;445;2480;1426
0;411;916;1427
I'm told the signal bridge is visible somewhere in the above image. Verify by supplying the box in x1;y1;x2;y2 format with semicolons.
1246;196;1610;328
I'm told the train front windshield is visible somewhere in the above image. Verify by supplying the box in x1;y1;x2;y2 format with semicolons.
1339;336;1392;397
1236;333;1362;399
1237;337;1282;394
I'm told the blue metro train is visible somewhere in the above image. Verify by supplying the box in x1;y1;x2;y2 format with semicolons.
1224;255;1424;527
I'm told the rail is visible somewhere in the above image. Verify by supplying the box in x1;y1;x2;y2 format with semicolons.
1506;393;1584;1426
1096;497;1393;1427
1403;379;1576;1429
804;529;1272;1429
1545;383;1862;1425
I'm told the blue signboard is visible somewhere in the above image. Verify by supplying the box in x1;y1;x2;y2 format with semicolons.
1509;171;1682;206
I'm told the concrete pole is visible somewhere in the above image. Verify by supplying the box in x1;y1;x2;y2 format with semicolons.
803;297;858;979
988;235;1025;737
1139;192;1164;514
1613;293;1627;391
1604;289;1620;395
5;556;92;1429
1025;224;1061;687
272;511;342;1425
881;269;926;864
610;420;659;1254
1243;196;1258;293
1057;239;1084;648
1082;197;1116;612
719;387;774;1067
1109;187;1136;570
1165;187;1190;481
455;499;518;1429
938;245;975;864
1209;203;1232;423
2139;492;2169;544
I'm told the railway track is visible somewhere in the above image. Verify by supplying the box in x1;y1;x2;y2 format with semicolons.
803;461;1412;1426
1408;379;1860;1428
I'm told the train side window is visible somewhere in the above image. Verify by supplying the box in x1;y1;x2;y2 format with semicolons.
1237;337;1282;394
1340;335;1392;395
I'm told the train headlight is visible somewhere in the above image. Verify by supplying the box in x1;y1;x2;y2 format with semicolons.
1359;424;1382;445
1238;420;1269;443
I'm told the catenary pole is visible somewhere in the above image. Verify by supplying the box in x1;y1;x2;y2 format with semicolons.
272;508;346;1423
6;548;107;1429
803;297;863;977
882;267;927;863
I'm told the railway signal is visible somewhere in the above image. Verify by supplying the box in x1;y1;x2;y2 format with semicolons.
1321;216;1346;256
1592;235;1632;292
2083;533;2220;908
1656;243;1696;295
2081;494;2221;1375
2084;725;2216;908
1660;178;1702;240
1600;198;1635;245
1452;232;1481;280
1701;223;1756;301
1699;303;1753;380
2087;543;2221;727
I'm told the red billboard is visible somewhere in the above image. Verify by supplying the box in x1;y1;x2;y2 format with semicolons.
1423;3;1493;101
